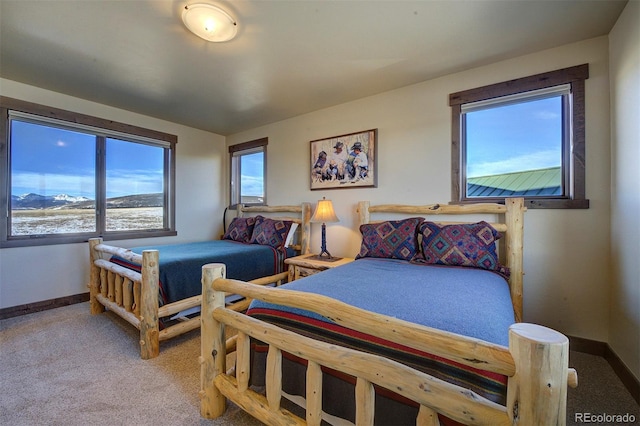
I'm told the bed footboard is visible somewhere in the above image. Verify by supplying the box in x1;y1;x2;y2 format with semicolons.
89;238;289;359
200;263;576;425
89;237;160;359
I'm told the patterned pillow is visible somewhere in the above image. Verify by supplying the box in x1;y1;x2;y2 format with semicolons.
414;221;510;278
249;216;293;250
356;217;422;261
223;216;257;243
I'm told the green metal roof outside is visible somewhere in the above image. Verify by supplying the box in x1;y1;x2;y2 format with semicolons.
467;167;561;197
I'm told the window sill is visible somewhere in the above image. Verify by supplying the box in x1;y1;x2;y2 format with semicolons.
454;198;590;209
1;230;178;249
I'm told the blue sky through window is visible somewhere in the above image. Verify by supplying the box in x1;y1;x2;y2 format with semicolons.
465;96;562;178
11;120;163;199
106;138;163;198
240;152;264;197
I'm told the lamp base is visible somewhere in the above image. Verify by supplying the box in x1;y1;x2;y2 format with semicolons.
307;254;343;262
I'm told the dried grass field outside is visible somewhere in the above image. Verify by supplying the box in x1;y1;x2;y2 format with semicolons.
11;207;163;235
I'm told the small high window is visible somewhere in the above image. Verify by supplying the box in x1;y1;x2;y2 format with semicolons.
229;137;267;206
449;64;589;209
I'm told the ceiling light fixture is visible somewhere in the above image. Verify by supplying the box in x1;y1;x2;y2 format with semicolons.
182;3;238;42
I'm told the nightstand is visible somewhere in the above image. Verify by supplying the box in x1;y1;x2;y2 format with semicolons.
285;254;354;282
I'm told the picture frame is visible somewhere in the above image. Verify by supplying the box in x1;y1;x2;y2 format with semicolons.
310;129;378;190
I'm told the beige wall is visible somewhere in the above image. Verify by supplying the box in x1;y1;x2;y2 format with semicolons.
228;36;613;343
0;79;227;309
609;0;640;380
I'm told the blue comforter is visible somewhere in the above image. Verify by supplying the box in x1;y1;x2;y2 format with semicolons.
247;257;516;410
249;257;515;345
113;240;293;305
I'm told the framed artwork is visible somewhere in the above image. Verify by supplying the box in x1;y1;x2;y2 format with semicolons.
310;129;378;190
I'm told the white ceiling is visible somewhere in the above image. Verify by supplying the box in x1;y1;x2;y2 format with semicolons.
0;0;628;136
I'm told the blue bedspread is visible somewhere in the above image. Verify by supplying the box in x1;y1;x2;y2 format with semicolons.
112;240;293;305
249;257;514;345
247;257;516;410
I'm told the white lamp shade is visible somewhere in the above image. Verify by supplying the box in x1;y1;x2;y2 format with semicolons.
311;198;339;223
182;3;238;42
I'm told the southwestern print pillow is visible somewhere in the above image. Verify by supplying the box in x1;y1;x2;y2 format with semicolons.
250;216;293;250
356;217;422;261
223;216;257;243
414;221;510;278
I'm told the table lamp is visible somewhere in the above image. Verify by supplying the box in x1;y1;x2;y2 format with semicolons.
310;197;340;260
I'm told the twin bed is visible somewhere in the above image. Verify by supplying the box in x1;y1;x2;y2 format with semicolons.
88;203;311;359
200;198;577;425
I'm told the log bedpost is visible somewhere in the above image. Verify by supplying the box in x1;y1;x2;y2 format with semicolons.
505;197;525;323
200;263;227;419
301;202;312;255
507;323;570;425
139;249;160;360
358;201;371;225
88;238;105;315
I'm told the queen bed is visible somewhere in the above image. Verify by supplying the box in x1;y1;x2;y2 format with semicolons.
88;203;311;359
200;198;577;425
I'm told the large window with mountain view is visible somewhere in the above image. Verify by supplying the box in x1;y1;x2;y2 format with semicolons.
449;64;590;209
0;97;176;247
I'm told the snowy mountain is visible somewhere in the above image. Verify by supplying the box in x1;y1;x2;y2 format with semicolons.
51;194;91;203
11;193;74;209
11;193;162;210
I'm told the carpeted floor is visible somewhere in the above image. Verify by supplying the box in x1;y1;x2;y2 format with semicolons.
567;351;639;426
0;302;261;426
0;302;638;425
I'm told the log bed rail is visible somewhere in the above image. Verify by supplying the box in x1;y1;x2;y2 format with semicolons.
88;203;311;359
200;265;578;426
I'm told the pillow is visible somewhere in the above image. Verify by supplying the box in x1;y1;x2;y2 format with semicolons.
414;221;510;277
284;222;299;248
355;217;422;261
250;216;293;250
223;216;257;243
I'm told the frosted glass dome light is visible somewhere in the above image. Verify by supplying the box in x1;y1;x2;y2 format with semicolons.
182;3;238;42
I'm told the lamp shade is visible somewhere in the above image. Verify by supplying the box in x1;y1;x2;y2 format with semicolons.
182;3;238;42
311;198;339;223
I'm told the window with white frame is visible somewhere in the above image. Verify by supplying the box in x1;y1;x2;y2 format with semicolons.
229;137;267;207
449;64;590;209
0;97;177;247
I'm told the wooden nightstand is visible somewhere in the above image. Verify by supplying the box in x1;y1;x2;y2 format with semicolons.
285;254;354;282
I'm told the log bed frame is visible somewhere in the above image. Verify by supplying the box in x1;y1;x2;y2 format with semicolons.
199;198;578;425
88;203;311;359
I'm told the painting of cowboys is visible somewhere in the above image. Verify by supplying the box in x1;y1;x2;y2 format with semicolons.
310;129;377;189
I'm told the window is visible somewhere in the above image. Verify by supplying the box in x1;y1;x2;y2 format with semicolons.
229;138;267;206
0;97;177;247
449;64;589;209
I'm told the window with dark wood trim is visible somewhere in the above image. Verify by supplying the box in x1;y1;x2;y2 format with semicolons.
0;97;177;248
229;137;267;207
449;64;589;209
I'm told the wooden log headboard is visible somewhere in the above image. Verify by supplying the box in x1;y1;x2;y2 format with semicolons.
237;203;312;255
357;197;526;322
